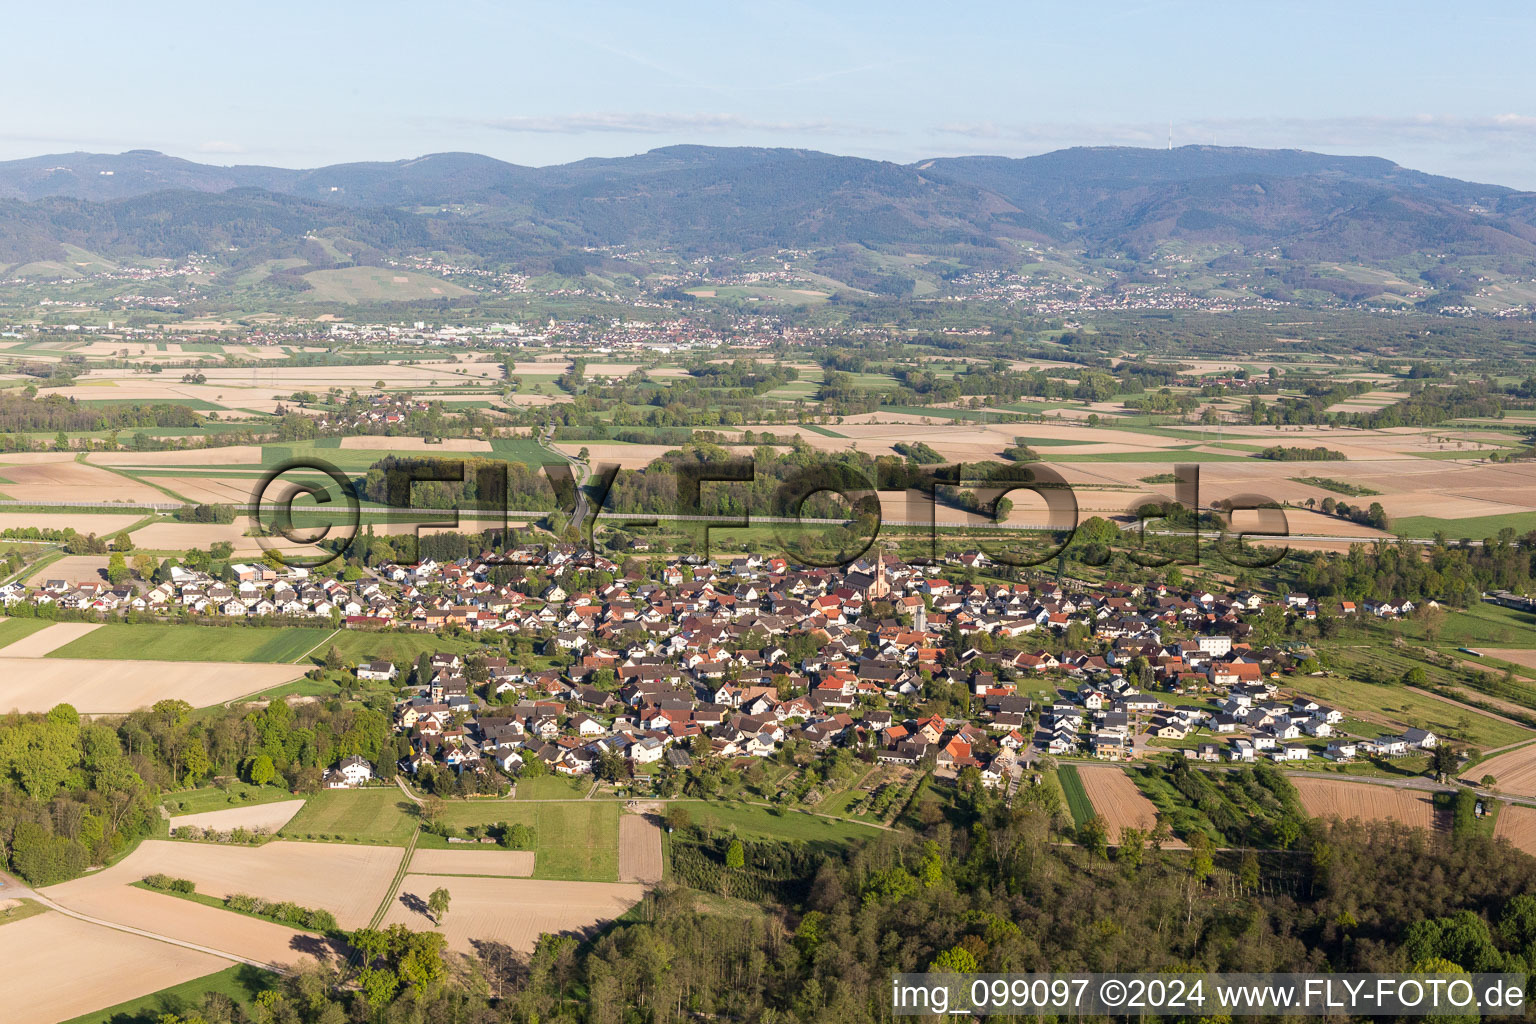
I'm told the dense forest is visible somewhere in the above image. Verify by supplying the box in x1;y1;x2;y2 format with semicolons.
0;696;401;887
0;393;203;433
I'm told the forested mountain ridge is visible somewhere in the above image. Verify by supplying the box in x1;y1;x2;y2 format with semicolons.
3;143;1535;284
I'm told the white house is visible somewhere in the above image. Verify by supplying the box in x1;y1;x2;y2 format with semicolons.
324;755;374;788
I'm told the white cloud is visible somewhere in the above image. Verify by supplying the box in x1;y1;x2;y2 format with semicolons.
935;114;1536;150
473;112;891;137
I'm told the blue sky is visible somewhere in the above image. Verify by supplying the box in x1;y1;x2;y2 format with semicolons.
10;0;1536;186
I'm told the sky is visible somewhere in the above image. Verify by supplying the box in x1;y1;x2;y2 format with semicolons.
9;0;1536;187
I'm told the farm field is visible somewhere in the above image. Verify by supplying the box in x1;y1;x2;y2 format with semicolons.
129;520;325;557
431;799;620;881
1469;744;1536;798
408;849;535;876
0;455;167;503
25;555;110;585
1076;765;1170;844
1494;802;1536;856
1480;649;1536;671
1292;778;1443;830
168;798;307;834
4;910;229;1024
0;511;144;534
56;963;276;1024
40;870;334;972
0;621;101;656
618;812;664;884
96;839;404;929
0;657;308;713
279;788;419;845
0;617;52;650
46;623;334;662
379;874;645;955
1055;765;1095;827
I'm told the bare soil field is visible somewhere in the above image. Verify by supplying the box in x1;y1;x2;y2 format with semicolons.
130;520;325;557
1469;744;1536;798
25;555;110;586
41;873;334;971
1481;650;1536;670
1494;803;1536;856
144;475;262;505
618;814;664;884
82;839;403;929
1292;778;1443;830
94;445;266;467
168;799;307;833
0;457;166;503
409;849;535;877
0;658;307;714
1076;765;1181;845
4;910;229;1024
380;875;645;955
0;511;143;534
0;621;101;656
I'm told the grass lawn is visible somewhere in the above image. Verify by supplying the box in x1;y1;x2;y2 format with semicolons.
514;774;591;800
280;788;418;844
1406;603;1536;648
0;617;53;650
1291;673;1531;750
1055;765;1095;827
426;799;619;881
685;800;885;843
326;629;482;666
46;624;334;663
1391;511;1536;538
58;964;278;1024
161;782;295;817
0;897;47;926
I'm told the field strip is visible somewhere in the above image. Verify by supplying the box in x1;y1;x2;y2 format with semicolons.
293;628;341;664
0;621;102;657
408;849;535;877
3;910;233;1024
617;813;663;884
0;658;309;714
24;889;278;971
87;458;195;503
168;799;307;833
